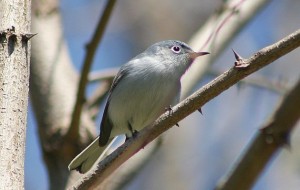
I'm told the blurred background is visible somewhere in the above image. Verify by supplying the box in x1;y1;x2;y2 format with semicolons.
26;0;300;189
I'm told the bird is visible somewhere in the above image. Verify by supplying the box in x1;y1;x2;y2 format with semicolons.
68;40;209;173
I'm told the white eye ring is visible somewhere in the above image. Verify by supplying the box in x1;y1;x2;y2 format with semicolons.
171;45;181;54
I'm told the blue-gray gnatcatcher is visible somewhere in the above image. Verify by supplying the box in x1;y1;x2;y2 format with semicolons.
68;40;209;173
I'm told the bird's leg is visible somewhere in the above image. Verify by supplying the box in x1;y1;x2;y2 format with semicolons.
165;105;173;116
165;105;179;127
125;134;130;141
126;122;138;141
132;130;138;137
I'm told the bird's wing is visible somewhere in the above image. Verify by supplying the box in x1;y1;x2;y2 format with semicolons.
99;68;128;146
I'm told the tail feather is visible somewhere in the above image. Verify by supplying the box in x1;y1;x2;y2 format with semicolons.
68;136;115;174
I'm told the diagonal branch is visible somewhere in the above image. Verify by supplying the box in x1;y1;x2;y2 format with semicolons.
67;0;117;141
86;68;118;118
88;68;118;83
182;0;271;98
208;68;288;94
215;78;300;190
86;81;111;119
70;29;300;190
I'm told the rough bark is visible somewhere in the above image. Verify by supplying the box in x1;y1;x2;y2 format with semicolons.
0;0;31;189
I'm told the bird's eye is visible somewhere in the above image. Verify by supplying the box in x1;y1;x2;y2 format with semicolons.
171;45;181;54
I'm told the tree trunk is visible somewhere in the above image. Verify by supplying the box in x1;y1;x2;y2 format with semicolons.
0;0;31;189
30;1;97;189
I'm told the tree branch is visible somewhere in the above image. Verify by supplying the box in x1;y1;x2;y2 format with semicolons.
88;68;118;83
86;68;118;118
215;78;300;190
86;81;111;119
181;0;271;98
31;1;99;188
99;137;163;190
70;29;300;190
67;0;117;141
208;68;288;94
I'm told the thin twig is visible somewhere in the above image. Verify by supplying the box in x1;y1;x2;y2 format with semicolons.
200;0;247;51
70;29;300;190
87;68;118;118
67;0;117;141
181;0;271;98
215;78;300;190
88;68;118;83
87;81;111;119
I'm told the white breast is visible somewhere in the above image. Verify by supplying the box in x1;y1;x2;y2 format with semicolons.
108;62;181;137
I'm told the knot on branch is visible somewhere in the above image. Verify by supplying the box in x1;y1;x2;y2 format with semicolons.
0;26;16;47
21;33;37;42
232;49;250;68
0;26;37;54
261;125;291;148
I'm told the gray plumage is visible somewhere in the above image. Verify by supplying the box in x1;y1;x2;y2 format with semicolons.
68;40;209;173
